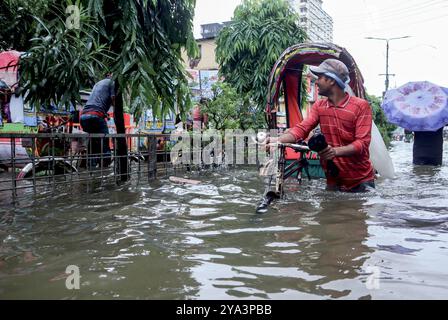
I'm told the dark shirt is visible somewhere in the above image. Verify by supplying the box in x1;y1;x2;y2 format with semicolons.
413;127;444;165
83;78;115;116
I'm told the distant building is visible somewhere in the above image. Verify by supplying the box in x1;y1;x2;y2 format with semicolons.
187;37;218;70
181;23;231;100
200;22;231;39
288;0;333;43
182;22;230;71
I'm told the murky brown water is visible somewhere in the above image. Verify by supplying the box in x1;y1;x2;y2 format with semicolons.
1;141;448;299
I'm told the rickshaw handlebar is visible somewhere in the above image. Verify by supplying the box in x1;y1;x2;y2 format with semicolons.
270;142;310;152
252;136;310;152
278;143;310;152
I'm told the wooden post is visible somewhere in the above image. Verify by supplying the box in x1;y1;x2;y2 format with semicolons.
148;135;157;181
114;87;129;182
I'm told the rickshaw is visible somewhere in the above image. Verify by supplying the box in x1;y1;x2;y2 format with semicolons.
257;42;375;213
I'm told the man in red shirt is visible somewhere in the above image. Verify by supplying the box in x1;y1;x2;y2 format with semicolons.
271;59;375;192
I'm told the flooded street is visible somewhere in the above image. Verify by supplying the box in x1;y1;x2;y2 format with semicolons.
1;141;448;300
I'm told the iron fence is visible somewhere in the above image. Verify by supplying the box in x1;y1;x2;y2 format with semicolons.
0;131;263;200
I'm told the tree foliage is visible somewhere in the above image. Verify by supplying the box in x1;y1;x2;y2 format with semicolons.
201;82;243;131
201;81;267;131
87;0;198;121
216;0;307;112
2;0;198;120
0;0;51;51
367;93;397;146
3;0;198;181
19;3;111;109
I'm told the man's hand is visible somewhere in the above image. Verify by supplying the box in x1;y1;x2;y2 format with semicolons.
318;145;337;161
265;136;278;145
263;136;278;152
263;133;298;151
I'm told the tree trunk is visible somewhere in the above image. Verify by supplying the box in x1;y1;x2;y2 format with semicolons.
114;84;129;182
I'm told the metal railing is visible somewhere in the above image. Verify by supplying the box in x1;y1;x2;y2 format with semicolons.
0;131;263;200
1;133;167;199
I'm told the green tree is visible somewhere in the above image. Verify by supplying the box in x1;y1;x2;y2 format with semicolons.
201;81;267;131
216;0;307;117
87;0;198;121
90;0;198;181
0;0;51;51
201;82;242;131
19;3;110;109
15;0;197;117
9;0;198;181
367;93;396;146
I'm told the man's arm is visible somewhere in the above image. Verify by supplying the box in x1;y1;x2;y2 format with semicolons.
319;144;357;161
269;103;320;145
278;132;297;144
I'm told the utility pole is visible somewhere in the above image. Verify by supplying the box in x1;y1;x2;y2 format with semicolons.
365;36;411;96
379;73;395;90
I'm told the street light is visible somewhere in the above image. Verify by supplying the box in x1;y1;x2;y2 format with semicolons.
365;36;411;96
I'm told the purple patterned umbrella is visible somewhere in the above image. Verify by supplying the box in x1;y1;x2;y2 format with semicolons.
381;81;448;131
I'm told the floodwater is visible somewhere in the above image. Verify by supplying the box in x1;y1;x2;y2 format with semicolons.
0;141;448;300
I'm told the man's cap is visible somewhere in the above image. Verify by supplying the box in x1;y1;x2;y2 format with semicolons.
310;59;350;89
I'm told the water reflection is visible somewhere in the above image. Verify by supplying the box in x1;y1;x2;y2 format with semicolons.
182;195;373;299
1;141;448;299
302;199;371;298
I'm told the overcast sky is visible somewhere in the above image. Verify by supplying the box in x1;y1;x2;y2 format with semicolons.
193;0;448;97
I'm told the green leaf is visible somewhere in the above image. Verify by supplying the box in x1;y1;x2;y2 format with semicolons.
216;0;306;115
14;0;197;122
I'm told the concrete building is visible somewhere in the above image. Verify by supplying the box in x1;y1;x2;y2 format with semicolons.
181;23;231;100
187;38;219;70
182;22;230;70
288;0;333;43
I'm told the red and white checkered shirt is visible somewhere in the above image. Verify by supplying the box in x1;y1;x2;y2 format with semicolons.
289;93;375;190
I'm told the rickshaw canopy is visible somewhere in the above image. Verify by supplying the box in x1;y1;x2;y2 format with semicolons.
266;42;367;128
